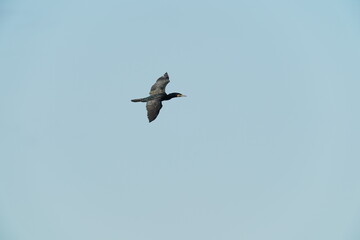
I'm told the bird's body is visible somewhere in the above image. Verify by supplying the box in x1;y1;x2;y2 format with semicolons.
131;73;186;122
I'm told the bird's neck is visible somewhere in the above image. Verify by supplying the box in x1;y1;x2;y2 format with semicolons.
163;93;178;101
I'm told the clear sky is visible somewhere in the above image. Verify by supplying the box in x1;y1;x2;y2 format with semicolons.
1;0;360;239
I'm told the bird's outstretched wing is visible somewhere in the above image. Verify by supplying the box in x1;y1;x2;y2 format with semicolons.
146;100;163;122
149;72;170;95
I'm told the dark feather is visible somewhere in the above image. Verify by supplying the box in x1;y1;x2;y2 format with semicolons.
149;72;170;95
146;100;163;122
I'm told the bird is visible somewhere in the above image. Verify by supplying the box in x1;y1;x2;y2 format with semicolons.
131;72;186;122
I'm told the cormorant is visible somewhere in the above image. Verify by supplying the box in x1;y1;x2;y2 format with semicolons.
131;72;186;122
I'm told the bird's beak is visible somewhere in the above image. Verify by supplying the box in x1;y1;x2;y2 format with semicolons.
180;94;187;97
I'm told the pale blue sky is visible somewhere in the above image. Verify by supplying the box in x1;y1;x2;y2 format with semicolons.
1;0;360;239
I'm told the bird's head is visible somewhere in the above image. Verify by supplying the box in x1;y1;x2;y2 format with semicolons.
174;92;187;98
163;92;187;101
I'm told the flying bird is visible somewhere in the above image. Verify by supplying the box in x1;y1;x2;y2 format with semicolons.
131;72;186;122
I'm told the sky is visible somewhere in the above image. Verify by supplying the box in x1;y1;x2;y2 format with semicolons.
1;0;360;239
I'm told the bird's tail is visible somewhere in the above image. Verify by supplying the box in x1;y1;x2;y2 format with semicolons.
131;98;147;102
